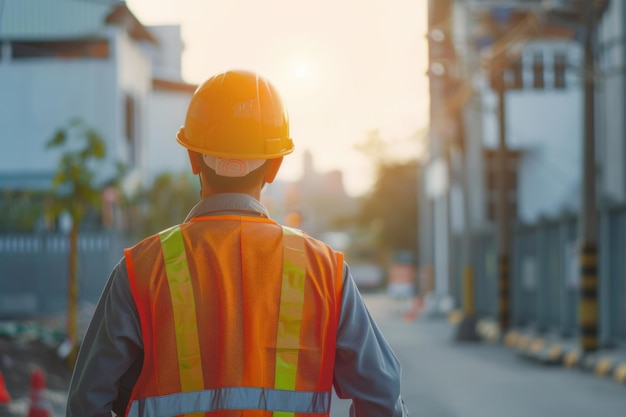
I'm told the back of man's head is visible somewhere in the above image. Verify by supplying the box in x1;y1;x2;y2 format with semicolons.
176;70;294;192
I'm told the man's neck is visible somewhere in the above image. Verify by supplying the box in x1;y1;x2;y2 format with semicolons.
200;186;261;201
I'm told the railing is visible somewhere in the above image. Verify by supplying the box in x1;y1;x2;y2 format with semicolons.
452;204;626;345
510;215;578;336
601;205;626;344
0;231;130;318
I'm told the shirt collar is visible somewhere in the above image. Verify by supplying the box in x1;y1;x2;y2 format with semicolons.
184;193;271;222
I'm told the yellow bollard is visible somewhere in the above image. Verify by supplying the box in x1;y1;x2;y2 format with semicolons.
462;266;475;316
594;358;613;377
563;350;580;368
498;254;510;331
613;363;626;384
579;242;598;352
454;266;480;341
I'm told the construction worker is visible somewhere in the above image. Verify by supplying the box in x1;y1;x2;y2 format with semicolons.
66;70;409;417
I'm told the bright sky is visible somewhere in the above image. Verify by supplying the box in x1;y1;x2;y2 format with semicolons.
126;0;430;196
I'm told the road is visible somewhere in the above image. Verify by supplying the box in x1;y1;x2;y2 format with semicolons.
330;292;626;417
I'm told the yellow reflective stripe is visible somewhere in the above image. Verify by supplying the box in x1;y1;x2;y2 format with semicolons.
159;225;205;414
274;226;306;417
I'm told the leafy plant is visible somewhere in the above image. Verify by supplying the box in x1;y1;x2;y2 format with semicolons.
46;118;124;368
355;129;420;256
134;171;199;237
357;160;419;254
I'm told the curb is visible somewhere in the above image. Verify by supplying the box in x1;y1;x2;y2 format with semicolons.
448;312;626;386
502;326;626;385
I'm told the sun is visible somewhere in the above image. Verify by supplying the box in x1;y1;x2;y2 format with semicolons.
293;61;312;81
276;54;321;98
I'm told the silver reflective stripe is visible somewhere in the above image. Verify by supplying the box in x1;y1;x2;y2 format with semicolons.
127;387;331;417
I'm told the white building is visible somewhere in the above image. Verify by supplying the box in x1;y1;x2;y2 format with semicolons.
597;0;626;204
422;0;584;315
449;2;583;231
145;25;196;182
423;0;626;347
482;39;583;224
440;0;625;239
0;0;195;216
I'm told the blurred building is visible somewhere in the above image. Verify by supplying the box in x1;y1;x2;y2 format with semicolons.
0;0;196;231
0;0;196;317
422;0;626;347
262;150;358;238
145;25;197;182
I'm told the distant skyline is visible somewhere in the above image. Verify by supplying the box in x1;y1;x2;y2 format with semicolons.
126;0;430;196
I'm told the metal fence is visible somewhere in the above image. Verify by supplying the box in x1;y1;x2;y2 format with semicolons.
452;205;626;345
601;205;626;344
0;231;129;318
510;216;578;336
450;229;497;318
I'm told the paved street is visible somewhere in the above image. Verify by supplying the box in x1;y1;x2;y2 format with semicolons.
330;292;626;417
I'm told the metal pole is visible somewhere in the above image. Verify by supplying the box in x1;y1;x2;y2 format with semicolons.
579;2;599;353
455;118;480;341
460;120;474;318
495;63;511;332
426;0;453;315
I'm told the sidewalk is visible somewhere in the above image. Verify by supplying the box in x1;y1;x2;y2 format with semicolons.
446;311;626;387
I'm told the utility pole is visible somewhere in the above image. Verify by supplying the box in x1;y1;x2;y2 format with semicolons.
426;0;454;314
493;58;511;332
484;10;538;335
477;6;541;334
543;0;607;353
455;120;480;340
578;1;601;353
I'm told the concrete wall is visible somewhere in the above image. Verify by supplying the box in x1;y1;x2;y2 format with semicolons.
0;26;155;191
0;21;195;203
146;89;192;179
115;29;153;188
598;0;626;203
464;93;488;229
0;42;117;182
146;25;184;81
508;89;583;222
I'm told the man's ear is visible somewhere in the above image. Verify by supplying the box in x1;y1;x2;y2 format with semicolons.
188;150;201;175
265;157;283;183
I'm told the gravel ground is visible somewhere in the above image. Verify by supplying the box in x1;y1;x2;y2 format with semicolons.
0;317;82;417
0;324;73;417
0;303;97;417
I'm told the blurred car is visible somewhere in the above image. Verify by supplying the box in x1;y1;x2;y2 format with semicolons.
349;262;385;291
319;230;385;291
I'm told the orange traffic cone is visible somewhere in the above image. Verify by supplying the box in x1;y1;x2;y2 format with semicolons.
27;369;52;417
402;296;423;322
0;370;10;404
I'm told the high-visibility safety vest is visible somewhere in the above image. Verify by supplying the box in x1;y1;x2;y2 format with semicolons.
123;215;344;417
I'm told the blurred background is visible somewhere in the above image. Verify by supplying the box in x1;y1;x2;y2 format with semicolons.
1;0;626;416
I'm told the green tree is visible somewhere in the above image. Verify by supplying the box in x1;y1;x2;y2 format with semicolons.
0;190;47;232
46;118;124;368
355;129;420;256
357;160;419;254
133;171;200;237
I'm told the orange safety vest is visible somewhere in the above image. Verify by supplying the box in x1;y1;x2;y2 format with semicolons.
123;215;344;417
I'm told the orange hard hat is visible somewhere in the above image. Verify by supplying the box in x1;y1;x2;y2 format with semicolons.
176;70;294;159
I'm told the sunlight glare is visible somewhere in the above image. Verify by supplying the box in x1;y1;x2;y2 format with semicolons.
294;61;312;81
285;55;319;97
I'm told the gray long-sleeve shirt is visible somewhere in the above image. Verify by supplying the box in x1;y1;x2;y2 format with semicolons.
66;193;409;417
